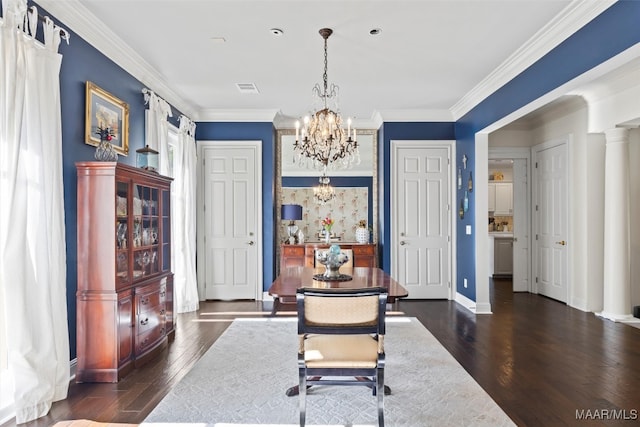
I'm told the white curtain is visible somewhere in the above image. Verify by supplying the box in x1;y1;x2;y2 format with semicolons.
0;0;70;423
144;91;199;313
143;89;172;175
174;116;199;313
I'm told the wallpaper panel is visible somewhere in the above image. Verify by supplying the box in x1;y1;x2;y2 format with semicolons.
281;187;369;243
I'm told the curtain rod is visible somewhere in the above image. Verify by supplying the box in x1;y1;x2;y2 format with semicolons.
32;7;69;40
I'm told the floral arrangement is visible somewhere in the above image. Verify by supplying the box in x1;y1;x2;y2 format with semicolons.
321;216;334;232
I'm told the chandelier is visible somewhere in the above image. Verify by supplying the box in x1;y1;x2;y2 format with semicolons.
314;174;336;205
294;28;360;171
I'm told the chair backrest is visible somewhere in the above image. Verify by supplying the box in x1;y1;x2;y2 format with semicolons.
296;287;388;335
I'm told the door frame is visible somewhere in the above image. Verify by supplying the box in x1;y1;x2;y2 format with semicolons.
531;136;571;300
196;140;263;300
390;139;456;300
488;147;532;292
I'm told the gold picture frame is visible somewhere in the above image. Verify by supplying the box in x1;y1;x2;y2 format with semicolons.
85;81;129;156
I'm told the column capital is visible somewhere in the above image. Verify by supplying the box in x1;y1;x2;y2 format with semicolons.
604;127;630;144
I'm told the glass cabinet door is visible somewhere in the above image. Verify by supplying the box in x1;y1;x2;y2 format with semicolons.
116;180;129;288
132;184;160;280
161;188;171;272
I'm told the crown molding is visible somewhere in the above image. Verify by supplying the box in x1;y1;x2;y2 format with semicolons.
197;109;280;123
450;0;616;120
376;109;454;123
36;0;198;119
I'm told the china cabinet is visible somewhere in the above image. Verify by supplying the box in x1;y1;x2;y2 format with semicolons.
76;162;174;382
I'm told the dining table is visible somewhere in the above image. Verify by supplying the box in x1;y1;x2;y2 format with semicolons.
268;265;409;314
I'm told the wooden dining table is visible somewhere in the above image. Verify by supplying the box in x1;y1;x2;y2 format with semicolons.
268;266;409;314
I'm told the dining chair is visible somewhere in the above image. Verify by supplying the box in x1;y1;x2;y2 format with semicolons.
296;286;388;427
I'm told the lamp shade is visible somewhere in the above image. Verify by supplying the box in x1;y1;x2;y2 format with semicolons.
281;204;303;221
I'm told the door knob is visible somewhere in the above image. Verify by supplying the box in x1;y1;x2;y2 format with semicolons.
400;241;406;246
248;241;255;246
555;240;566;246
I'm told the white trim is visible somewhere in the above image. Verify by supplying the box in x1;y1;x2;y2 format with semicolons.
451;0;616;119
199;109;280;123
196;140;264;301
455;291;493;315
390;140;456;301
474;133;491;312
35;0;615;123
35;0;197;120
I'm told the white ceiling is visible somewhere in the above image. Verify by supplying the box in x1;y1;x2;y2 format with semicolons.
37;0;615;125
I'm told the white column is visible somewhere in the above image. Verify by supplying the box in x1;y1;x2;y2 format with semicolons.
599;128;634;322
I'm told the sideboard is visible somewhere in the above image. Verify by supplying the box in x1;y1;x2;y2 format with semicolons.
280;242;377;270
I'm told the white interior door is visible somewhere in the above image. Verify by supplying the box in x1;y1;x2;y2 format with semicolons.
512;158;529;292
533;139;568;302
200;142;261;300
392;141;453;299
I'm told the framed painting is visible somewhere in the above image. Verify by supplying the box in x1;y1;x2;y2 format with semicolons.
85;81;129;156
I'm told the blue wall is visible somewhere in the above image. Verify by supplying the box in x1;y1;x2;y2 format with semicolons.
194;122;276;290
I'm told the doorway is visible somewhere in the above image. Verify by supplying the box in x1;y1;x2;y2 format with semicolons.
488;149;531;293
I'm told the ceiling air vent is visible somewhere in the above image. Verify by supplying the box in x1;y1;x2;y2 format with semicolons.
236;83;259;94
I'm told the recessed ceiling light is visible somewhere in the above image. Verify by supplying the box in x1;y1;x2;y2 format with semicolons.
270;28;284;36
210;37;226;43
369;28;382;36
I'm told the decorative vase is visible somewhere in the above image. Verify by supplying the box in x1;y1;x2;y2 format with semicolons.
94;139;118;161
355;226;369;244
315;245;349;279
324;229;331;244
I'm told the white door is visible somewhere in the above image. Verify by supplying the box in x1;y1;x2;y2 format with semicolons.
392;141;453;299
533;140;568;302
512;159;529;292
200;142;261;300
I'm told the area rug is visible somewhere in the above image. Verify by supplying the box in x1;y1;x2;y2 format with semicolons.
142;318;514;427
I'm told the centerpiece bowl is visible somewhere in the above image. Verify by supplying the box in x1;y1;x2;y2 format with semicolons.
314;244;352;281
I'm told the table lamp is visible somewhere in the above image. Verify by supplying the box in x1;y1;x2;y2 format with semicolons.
281;204;303;244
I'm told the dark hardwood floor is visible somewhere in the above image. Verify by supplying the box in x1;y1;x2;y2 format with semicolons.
3;278;640;426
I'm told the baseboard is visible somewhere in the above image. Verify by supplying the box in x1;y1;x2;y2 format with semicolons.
0;358;77;425
455;292;493;314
